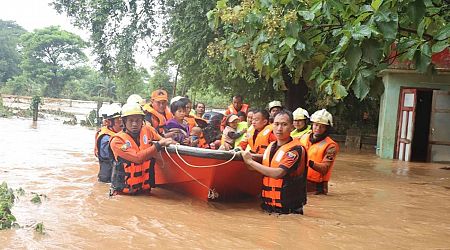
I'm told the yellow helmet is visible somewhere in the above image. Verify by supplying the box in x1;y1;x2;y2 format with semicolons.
310;109;333;126
106;103;122;119
293;107;310;120
268;100;283;111
126;94;145;106
121;102;145;117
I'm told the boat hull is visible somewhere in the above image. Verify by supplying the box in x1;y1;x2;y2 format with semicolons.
154;145;262;201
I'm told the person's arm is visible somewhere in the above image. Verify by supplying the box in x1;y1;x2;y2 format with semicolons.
110;137;173;164
241;151;287;179
99;135;112;159
308;146;337;175
228;130;242;140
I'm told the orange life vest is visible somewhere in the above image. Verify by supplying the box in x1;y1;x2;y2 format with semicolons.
247;124;274;154
184;116;197;131
94;126;116;158
143;104;173;134
110;126;156;194
225;103;249;115
261;140;308;209
299;133;339;183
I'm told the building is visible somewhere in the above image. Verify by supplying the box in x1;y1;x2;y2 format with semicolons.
377;49;450;163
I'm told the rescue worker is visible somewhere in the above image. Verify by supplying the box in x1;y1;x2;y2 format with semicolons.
94;103;110;156
94;103;122;183
110;102;174;195
299;109;339;195
291;108;311;138
142;89;173;135
242;110;308;214
239;109;276;155
225;95;250;116
268;100;283;123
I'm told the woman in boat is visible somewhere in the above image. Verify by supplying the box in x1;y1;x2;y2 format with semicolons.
242;110;308;214
165;100;191;145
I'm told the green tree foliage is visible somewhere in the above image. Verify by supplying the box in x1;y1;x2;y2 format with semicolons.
208;0;449;102
19;26;88;98
0;20;26;85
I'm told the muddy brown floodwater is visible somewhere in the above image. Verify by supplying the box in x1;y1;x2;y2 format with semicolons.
1;117;449;249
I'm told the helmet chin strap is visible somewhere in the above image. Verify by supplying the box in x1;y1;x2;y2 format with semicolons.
310;128;329;144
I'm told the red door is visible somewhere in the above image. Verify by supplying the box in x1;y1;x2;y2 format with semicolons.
396;89;417;161
428;90;450;163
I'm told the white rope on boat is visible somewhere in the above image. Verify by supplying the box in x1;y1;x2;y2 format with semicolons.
173;145;238;168
163;146;219;199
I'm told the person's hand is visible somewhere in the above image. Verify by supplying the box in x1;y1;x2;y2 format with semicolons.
241;128;247;134
159;138;174;147
182;137;190;145
241;150;253;163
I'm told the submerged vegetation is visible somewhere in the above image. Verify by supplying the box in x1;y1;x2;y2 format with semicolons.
0;182;17;230
0;182;48;233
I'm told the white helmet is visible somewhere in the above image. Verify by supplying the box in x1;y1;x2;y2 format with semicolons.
127;94;145;106
98;104;110;118
268;100;283;111
293;107;310;120
121;102;145;117
106;103;122;119
170;96;184;105
310;109;333;126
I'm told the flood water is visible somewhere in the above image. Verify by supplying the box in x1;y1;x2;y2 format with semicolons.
1;117;449;249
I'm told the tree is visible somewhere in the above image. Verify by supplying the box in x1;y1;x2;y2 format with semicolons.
19;26;87;97
207;0;449;108
0;20;26;84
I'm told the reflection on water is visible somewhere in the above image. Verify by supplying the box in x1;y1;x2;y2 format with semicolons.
1;117;450;249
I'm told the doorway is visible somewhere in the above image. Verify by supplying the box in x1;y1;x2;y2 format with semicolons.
410;90;432;161
395;88;433;162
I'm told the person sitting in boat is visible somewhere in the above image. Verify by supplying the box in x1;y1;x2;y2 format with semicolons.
194;102;205;118
165;100;191;145
291;107;311;138
180;97;208;130
203;115;222;149
239;109;276;156
190;126;209;148
299;109;339;195
95;103;122;183
219;114;246;151
242;110;308;214
142;89;173;135
110;102;174;195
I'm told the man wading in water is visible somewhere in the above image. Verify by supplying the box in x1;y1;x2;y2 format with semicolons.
110;102;174;195
242;110;308;214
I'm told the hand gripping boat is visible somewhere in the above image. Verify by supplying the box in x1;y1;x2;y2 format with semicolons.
153;145;262;201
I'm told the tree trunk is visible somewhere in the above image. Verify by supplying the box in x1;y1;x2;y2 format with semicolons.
282;68;308;111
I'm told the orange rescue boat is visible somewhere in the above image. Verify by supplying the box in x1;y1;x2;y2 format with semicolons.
154;145;261;201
